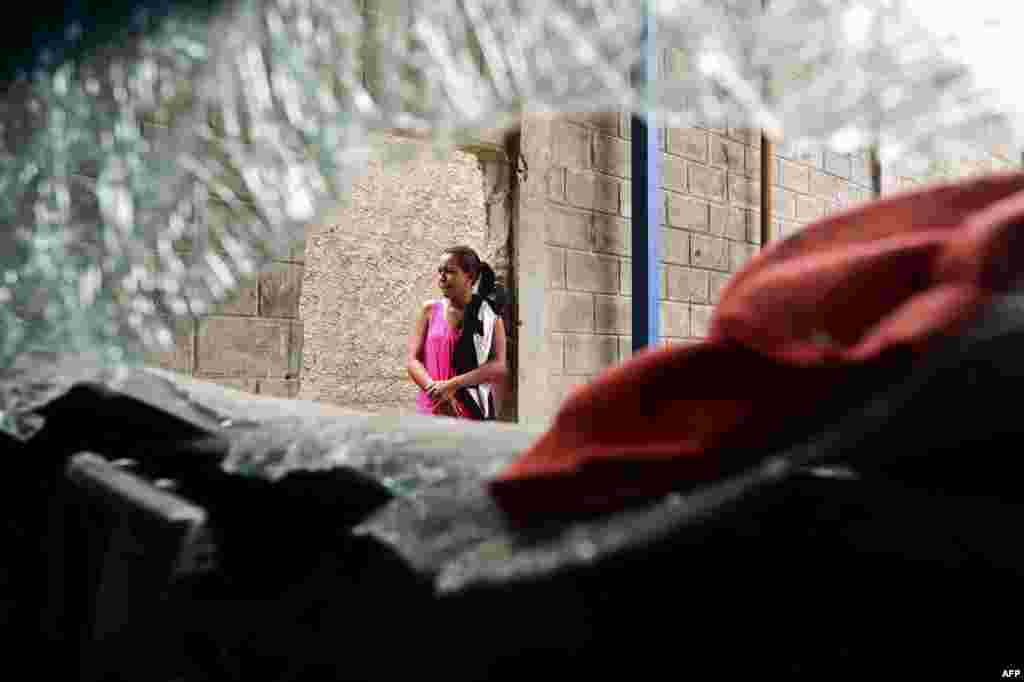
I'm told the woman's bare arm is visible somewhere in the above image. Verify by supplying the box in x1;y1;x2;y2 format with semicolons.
406;301;435;392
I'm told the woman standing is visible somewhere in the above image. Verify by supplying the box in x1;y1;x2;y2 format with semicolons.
407;246;508;419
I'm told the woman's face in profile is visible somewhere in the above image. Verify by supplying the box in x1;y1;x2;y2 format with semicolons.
438;254;473;301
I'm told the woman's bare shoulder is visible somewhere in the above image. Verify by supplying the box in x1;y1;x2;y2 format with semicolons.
420;299;439;314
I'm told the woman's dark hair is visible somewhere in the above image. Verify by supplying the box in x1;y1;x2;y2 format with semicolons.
443;245;502;308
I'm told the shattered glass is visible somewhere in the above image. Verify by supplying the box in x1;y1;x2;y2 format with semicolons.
1;0;1021;436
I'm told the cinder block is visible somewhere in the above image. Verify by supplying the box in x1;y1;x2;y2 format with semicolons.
662;227;691;265
796;195;825;222
547;208;591;249
691;303;714;338
779;158;811;193
593;213;629;255
810;169;839;200
547;290;595;332
595;294;631;333
666;265;710;303
554;121;591;168
691;234;729;271
725;207;748;241
688;163;726;201
659;300;690;338
666;193;709;230
196;317;292;377
710;135;746;173
566;251;620;294
666;127;709;163
566;170;621;215
661;153;687;194
593;134;630;178
565;333;619;374
729;175;760;209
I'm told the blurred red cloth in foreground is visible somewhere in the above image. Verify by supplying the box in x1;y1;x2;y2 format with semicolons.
490;171;1024;521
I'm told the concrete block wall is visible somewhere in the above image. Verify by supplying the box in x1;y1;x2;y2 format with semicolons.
772;139;875;239
522;111;894;423
539;112;767;416
146;240;305;399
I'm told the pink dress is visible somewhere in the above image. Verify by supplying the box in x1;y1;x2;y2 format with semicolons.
416;301;462;415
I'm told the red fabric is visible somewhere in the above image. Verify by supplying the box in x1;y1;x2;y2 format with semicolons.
489;171;1024;521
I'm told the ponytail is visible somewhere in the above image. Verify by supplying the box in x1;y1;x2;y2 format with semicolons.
477;261;508;315
477;261;496;299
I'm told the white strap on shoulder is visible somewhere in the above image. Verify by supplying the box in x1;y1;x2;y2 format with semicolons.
469;300;497;418
474;300;496;366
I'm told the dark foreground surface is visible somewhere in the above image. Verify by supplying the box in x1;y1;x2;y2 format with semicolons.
2;298;1024;680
